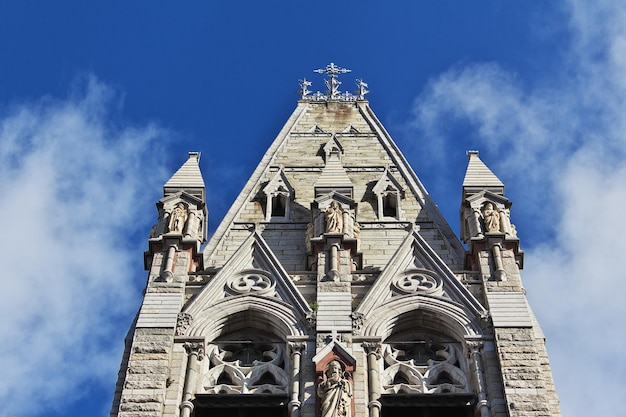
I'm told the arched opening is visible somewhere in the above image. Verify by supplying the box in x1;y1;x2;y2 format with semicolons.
271;193;287;217
382;191;398;218
378;310;475;417
195;311;291;416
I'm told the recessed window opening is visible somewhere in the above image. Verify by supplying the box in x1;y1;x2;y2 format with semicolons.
271;194;287;217
383;192;398;217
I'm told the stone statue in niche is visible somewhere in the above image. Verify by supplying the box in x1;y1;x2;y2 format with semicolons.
325;202;344;233
168;203;189;234
481;202;500;233
318;360;352;417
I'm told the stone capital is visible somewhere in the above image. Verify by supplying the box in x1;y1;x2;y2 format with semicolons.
183;341;205;359
362;341;382;358
288;341;307;355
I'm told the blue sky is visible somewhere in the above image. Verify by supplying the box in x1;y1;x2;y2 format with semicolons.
1;1;624;416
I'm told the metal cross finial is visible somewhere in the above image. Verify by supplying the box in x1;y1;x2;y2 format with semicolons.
355;79;369;100
298;78;312;99
314;63;351;99
314;62;351;76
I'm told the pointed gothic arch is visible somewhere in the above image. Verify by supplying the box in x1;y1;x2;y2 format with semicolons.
373;169;404;220
261;168;295;221
360;295;481;341
186;294;309;340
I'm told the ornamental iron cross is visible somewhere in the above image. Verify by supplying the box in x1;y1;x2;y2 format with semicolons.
314;63;351;98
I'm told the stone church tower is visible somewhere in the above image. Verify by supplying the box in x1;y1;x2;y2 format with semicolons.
111;64;560;417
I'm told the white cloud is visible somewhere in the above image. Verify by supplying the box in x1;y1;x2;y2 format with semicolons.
0;75;170;417
409;1;626;415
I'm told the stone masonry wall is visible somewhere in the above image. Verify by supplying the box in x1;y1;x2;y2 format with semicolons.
115;327;175;417
495;328;553;417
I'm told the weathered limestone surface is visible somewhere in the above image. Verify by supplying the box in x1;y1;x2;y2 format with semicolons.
115;328;175;417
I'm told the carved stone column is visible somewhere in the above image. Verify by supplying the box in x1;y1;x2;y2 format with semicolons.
363;341;382;417
180;341;205;417
498;208;512;236
288;341;306;417
471;207;483;238
183;211;199;239
467;341;491;417
160;245;177;282
328;243;339;281
490;243;506;281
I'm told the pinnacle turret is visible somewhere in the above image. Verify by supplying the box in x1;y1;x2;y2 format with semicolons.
164;151;205;201
462;150;504;200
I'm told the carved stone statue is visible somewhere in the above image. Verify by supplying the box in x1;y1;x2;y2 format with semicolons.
317;360;352;417
325;202;344;233
482;202;500;233
168;203;189;234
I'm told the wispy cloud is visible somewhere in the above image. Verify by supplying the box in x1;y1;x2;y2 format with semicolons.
409;1;626;415
0;75;170;416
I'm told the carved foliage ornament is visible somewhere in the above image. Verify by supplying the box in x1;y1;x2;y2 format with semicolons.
351;312;365;336
176;312;193;336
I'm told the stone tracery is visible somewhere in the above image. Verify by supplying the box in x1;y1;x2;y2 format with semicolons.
380;340;468;394
202;341;289;395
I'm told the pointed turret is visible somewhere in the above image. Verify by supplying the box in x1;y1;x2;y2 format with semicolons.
145;152;207;279
164;151;206;201
460;151;516;245
459;151;557;416
462;150;504;200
